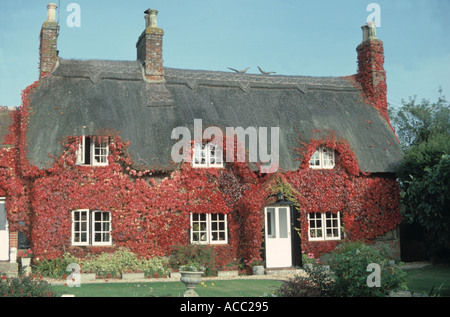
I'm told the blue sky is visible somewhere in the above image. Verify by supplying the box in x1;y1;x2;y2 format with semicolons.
0;0;449;109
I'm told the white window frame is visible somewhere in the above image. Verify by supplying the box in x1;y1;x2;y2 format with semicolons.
190;213;228;245
309;146;335;169
71;209;112;246
76;136;109;166
192;142;223;168
307;212;341;241
71;209;90;246
91;210;112;246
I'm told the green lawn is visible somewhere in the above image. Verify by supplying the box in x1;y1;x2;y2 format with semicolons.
405;264;450;296
52;279;283;297
50;265;450;297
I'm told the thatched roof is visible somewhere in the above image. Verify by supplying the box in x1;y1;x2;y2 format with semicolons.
0;107;13;148
25;58;403;173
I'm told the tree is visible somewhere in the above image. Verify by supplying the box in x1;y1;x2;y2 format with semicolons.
389;88;450;150
401;154;450;256
390;90;450;258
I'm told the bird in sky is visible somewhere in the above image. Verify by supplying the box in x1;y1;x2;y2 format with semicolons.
257;66;276;75
227;67;250;73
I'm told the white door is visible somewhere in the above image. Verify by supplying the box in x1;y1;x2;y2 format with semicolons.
0;198;9;261
264;206;292;268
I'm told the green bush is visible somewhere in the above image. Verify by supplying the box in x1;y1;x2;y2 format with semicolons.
0;275;60;297
276;241;407;297
32;248;171;279
32;256;72;278
329;241;407;297
140;257;171;278
276;265;332;297
169;244;217;276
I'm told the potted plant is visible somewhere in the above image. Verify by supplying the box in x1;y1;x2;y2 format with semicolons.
18;249;33;274
179;262;204;297
245;255;265;275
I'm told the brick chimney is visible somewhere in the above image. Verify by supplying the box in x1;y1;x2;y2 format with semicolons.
136;9;165;82
39;3;60;77
355;22;388;120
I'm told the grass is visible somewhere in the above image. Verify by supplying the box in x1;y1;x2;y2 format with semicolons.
51;279;283;297
405;264;450;296
50;264;450;297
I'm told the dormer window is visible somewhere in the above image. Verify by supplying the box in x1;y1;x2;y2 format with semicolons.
309;146;335;169
76;136;109;166
192;142;223;168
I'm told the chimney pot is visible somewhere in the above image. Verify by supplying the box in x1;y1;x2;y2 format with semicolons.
361;21;377;42
46;3;58;22
145;9;159;28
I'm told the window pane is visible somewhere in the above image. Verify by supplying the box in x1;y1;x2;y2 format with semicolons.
278;208;288;238
266;208;276;238
193;232;199;241
92;211;112;244
309;150;320;166
191;213;208;243
210;213;226;243
309;213;323;239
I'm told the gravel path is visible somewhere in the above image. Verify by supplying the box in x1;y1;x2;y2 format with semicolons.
45;269;307;285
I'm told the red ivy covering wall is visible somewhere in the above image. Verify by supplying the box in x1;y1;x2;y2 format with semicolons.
0;77;402;266
286;133;401;256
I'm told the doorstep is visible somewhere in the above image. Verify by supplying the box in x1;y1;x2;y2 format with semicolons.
265;267;304;276
0;262;18;278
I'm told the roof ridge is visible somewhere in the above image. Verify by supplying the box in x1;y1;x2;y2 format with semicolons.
163;67;357;92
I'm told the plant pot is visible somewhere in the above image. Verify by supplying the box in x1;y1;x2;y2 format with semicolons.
179;271;203;297
252;265;264;275
20;258;32;274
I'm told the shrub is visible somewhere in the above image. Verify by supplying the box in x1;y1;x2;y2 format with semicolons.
32;256;72;278
276;241;407;297
275;265;332;297
328;241;407;297
169;244;217;276
140;257;171;278
0;275;60;297
74;249;171;278
32;248;171;279
275;276;321;297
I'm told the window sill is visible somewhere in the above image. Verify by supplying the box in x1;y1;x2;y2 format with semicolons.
70;244;114;248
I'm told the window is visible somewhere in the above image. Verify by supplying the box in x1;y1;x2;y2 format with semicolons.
0;198;6;231
308;212;341;241
71;209;112;246
76;136;109;166
192;142;223;168
190;213;228;244
309;146;335;169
